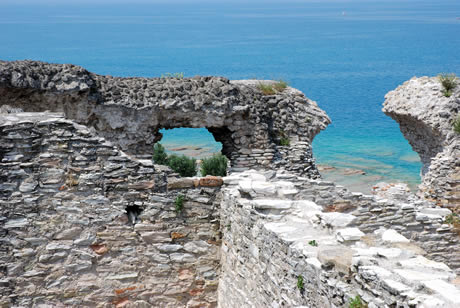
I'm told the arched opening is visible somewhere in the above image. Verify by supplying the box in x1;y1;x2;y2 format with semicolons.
159;127;223;159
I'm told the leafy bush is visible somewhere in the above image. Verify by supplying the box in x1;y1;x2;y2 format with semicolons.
201;153;228;177
167;154;197;177
453;115;460;134
175;194;185;213
438;73;457;97
153;143;168;165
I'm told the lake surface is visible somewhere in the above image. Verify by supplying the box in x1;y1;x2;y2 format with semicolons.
1;0;459;192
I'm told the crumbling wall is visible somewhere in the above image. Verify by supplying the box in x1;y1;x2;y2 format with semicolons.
383;76;460;210
0;60;331;178
218;171;460;307
0;112;221;307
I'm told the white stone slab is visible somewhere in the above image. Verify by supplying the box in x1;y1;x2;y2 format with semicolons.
381;229;410;243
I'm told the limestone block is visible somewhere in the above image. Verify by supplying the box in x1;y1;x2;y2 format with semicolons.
167;178;195;190
335;228;365;242
318;212;356;228
421;280;460;306
380;229;410;243
252;199;292;210
317;246;353;274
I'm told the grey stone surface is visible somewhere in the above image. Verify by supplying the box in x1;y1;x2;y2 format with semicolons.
383;76;460;209
218;170;460;308
0;113;221;307
0;60;331;178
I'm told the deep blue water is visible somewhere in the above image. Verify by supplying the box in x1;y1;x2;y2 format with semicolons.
1;0;459;190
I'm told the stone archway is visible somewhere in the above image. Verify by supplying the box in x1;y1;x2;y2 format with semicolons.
0;60;330;177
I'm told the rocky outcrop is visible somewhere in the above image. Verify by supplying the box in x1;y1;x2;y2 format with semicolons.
0;60;330;177
383;76;460;210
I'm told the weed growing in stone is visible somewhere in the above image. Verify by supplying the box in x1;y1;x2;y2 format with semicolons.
175;194;185;213
438;73;457;97
280;137;290;146
153;143;168;165
257;80;288;95
444;213;460;226
453;115;460;134
257;83;276;95
201;153;228;177
161;72;184;79
308;240;318;247
296;275;304;292
349;295;367;308
279;130;290;146
273;80;288;92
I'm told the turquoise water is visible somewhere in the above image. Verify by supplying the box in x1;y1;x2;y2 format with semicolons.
1;0;459;190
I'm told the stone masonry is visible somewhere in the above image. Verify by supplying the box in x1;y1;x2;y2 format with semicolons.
0;113;221;307
383;76;460;210
1;63;460;308
0;60;330;178
219;170;460;307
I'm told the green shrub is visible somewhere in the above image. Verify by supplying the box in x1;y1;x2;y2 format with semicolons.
453;115;460;134
175;194;185;213
201;153;228;177
167;154;197;177
153;143;168;165
349;295;367;308
438;73;457;97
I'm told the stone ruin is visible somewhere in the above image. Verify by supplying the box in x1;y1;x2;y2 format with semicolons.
0;61;459;307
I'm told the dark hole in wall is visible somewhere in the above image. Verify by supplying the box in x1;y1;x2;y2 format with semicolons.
126;205;143;225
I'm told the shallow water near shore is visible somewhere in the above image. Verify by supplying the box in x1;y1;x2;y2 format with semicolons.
1;0;459;193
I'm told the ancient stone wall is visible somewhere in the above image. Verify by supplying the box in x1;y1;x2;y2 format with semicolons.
218;170;460;307
383;76;460;210
0;60;330;178
0;113;221;307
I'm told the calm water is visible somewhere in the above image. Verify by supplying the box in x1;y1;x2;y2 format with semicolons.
1;0;459;192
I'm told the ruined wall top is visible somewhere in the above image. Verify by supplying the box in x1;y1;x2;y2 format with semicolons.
383;76;459;208
0;60;330;176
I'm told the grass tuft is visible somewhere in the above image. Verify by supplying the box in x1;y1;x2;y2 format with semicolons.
257;80;288;95
453;114;460;134
438;73;457;97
